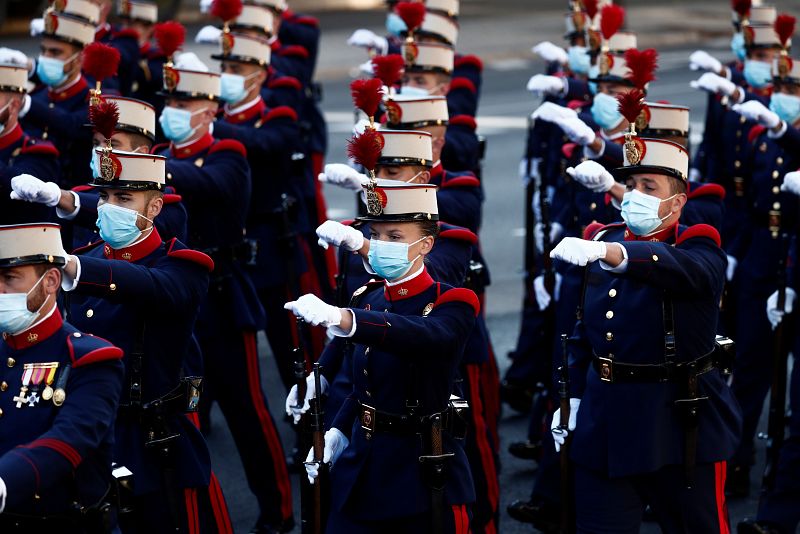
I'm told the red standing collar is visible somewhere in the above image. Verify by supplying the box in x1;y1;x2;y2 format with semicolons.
103;226;162;262
3;307;63;350
384;268;435;301
0;123;23;150
171;133;214;159
49;76;89;102
224;98;266;124
623;222;679;243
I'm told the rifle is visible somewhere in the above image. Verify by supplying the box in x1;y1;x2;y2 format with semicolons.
293;318;308;413
557;334;575;534
522;117;537;308
301;363;327;534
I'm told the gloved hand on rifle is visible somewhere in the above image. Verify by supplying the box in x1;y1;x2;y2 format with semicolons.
551;398;581;452
766;287;797;330
533;221;563;254
305;428;349;484
285;373;330;424
533;272;563;311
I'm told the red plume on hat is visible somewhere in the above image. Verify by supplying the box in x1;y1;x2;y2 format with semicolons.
582;0;599;21
372;54;405;90
347;128;383;177
624;48;658;91
82;42;121;105
154;21;186;64
211;0;243;32
600;4;625;41
731;0;751;20
89;99;120;148
395;2;426;37
616;89;646;126
351;78;384;127
775;13;796;52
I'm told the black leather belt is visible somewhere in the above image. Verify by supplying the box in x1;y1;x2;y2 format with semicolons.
592;350;717;384
358;402;449;436
118;382;189;421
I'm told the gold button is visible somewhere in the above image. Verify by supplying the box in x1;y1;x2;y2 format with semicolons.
6;357;15;368
86;309;94;318
590;202;597;211
48;103;55;109
734;161;741;169
739;116;746;124
363;369;368;376
609;289;617;298
0;407;3;417
365;432;371;440
0;381;7;391
606;332;614;341
365;347;370;355
773;170;780;179
109;283;117;291
736;131;742;138
167;172;173;180
777;157;784;165
606;311;614;320
73;332;81;338
773;202;781;210
773;186;780;194
652;255;659;262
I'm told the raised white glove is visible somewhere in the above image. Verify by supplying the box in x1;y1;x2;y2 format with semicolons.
347;29;388;55
766;288;797;330
199;0;213;14
195;25;222;44
550;237;608;266
0;47;29;68
531;101;577;123
285;373;330;424
352;119;371;136
316;220;365;251
10;174;62;207
284;294;342;327
29;18;44;37
781;170;800;196
358;59;374;76
689;168;702;182
689;50;723;74
690;72;737;98
318;163;370;192
532;41;568;65
554;116;596;146
175;52;209;71
566;160;615;193
551;398;581;452
534;222;564;255
526;74;567;97
732;100;781;129
305;428;349;484
533;272;563;311
519;157;542;186
726;255;737;282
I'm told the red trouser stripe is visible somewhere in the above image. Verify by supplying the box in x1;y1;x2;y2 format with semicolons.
715;461;731;534
208;472;233;534
243;331;293;520
467;364;500;512
451;504;470;534
184;487;199;534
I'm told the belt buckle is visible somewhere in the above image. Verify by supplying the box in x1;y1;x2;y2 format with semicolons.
598;357;614;383
361;404;376;433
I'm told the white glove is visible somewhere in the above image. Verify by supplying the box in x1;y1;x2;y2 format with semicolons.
554;116;596;146
781;171;800;196
29;18;44;37
199;0;213;14
174;52;209;71
285;373;330;424
725;255;737;282
352;119;371;136
566;160;615;193
0;47;29;68
316;220;365;251
732;100;781;129
305;428;349;484
766;288;797;330
689;168;702;182
689;50;723;74
534;222;564;255
531;101;577;123
10;174;62;207
690;72;737;98
347;29;389;55
284;294;342;327
550;237;608;266
358;59;374;76
551;398;581;452
533;272;563;311
0;475;5;513
532;41;568;65
519;157;542;186
526;74;567;97
195;25;222;44
318;163;370;192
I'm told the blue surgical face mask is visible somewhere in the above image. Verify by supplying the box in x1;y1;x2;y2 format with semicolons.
367;236;425;281
770;92;800;124
568;46;591;75
36;53;77;87
621;189;677;236
743;59;773;89
159;106;204;143
400;85;431;97
0;272;49;335
591;92;624;130
220;72;258;105
588;64;599;95
89;149;101;178
730;32;746;62
96;203;152;249
386;12;407;37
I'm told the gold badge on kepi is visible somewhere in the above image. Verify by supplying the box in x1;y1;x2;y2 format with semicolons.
221;32;235;56
599;53;612;76
625;137;646;166
44;10;58;34
120;0;132;16
385;100;402;126
50;0;67;11
163;65;179;92
404;42;419;66
635;105;651;132
778;55;792;78
100;151;122;182
366;182;384;216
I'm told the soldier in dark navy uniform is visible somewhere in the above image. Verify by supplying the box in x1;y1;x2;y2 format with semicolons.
286;180;478;534
0;222;124;532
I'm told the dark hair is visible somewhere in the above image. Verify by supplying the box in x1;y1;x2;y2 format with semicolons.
416;220;440;239
669;178;687;195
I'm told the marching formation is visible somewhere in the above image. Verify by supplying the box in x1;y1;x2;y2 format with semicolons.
0;0;798;532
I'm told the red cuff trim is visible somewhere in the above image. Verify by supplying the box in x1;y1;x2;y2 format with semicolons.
676;224;721;248
268;76;302;91
278;45;309;59
435;288;480;317
567;99;586;110
583;221;606;240
439;227;478;244
72;344;124;368
449;114;477;130
687;182;725;200
263;106;298;122
208;139;247;157
449;77;477;94
166;238;215;272
26;438;81;469
454;54;483;72
562;142;577;159
748;125;766;143
442;175;481;189
163;193;182;204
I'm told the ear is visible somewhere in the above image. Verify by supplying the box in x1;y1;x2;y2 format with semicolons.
147;196;164;219
419;235;435;256
255;68;268;87
432;135;446;154
42;268;61;296
418;170;431;184
671;192;688;213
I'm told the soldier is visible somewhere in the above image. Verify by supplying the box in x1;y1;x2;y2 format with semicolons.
0;222;124;531
117;1;161;104
548;128;741;530
286;180;479;533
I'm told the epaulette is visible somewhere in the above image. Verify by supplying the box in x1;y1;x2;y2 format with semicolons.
208;139;247;157
111;28;140;41
278;45;309;59
267;76;302;91
67;331;123;368
748;125;767;143
588;221;626;241
350;280;383;307
433;287;480;317
449;115;477;130
20;136;59;157
676;223;721;247
165;238;215;272
567;99;586;110
687;182;725;200
438;223;478;245
441;171;480;189
449;77;477;94
454;54;483;72
287;14;320;28
262;106;298;123
163;193;182;204
151;142;170;155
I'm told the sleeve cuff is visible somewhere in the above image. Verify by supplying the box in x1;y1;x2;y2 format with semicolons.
55;191;80;220
61;256;81;292
583;138;606;159
767;121;788;139
328;309;357;337
599;243;628;273
0;475;6;513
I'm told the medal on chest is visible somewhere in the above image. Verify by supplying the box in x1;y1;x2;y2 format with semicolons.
13;362;60;408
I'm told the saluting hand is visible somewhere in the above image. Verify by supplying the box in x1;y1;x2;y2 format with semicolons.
316;220;365;252
550;237;608;267
10;174;62;207
318;163;371;192
284;294;343;328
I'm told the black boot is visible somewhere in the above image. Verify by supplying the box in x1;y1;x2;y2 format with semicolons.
250;516;295;534
725;463;751;498
507;498;559;533
508;440;543;461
